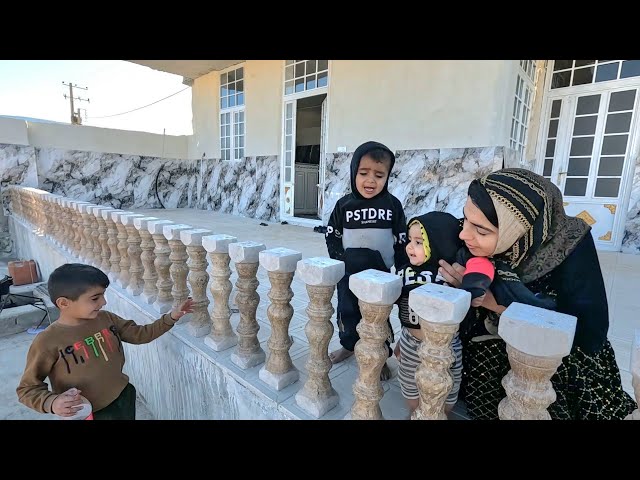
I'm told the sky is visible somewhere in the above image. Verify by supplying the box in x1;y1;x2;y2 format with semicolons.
0;60;193;136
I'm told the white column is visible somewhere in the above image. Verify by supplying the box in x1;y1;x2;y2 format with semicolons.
294;257;344;418
147;219;175;314
498;302;577;420
180;228;213;337
229;241;266;370
408;283;470;420
348;269;402;420
134;216;160;305
202;234;238;352
258;247;302;390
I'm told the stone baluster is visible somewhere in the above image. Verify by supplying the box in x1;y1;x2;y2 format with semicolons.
348;269;402;420
9;187;22;219
21;189;31;226
94;207;115;272
17;189;25;221
20;189;30;223
229;241;266;369
16;187;25;220
18;188;27;221
87;206;104;265
87;206;107;266
121;214;145;296
38;193;52;240
27;190;37;230
30;190;38;226
19;189;28;222
58;198;72;250
202;234;238;351
79;203;98;264
147;219;175;314
111;211;135;288
163;224;194;322
103;210;129;282
46;195;61;244
70;201;89;258
23;189;34;226
258;248;302;390
180;229;213;337
626;330;640;420
497;302;577;420
133;216;160;304
14;188;21;219
40;192;51;236
36;192;48;235
294;257;344;417
408;283;470;420
32;190;42;227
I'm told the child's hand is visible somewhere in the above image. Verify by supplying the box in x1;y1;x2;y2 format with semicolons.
170;298;194;321
52;387;84;417
471;293;486;308
393;342;401;360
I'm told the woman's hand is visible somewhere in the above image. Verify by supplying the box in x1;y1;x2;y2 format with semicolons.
438;260;466;288
480;290;507;314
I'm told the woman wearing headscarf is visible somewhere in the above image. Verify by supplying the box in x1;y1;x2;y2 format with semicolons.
438;168;636;420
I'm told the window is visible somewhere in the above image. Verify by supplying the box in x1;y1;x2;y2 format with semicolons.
284;60;328;95
551;60;640;89
220;66;245;160
509;61;537;161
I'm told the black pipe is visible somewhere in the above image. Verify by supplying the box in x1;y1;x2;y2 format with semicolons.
154;164;166;209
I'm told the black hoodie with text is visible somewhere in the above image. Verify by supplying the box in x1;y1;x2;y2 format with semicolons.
397;211;463;329
325;141;408;274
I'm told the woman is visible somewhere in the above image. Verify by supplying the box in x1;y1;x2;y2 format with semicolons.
438;168;636;420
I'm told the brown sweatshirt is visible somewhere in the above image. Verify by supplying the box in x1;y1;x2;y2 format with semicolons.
16;310;177;414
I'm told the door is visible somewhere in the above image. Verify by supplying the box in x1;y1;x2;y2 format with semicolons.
282;100;296;218
539;87;639;250
318;97;327;219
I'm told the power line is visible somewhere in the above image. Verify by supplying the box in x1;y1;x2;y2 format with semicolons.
89;86;190;119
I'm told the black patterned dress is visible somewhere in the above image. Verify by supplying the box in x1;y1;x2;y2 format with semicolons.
459;234;637;420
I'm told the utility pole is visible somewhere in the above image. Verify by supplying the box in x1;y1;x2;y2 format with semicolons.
62;82;90;125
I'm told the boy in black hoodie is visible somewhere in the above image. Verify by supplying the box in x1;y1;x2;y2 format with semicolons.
325;141;408;381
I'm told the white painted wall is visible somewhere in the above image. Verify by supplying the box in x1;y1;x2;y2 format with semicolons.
0;117;29;145
190;60;516;159
244;60;282;157
0;116;188;158
190;60;283;159
326;60;515;153
188;72;219;160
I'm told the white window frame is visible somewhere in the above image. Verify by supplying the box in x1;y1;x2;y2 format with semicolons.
220;64;245;161
283;60;329;96
548;60;640;91
509;61;538;162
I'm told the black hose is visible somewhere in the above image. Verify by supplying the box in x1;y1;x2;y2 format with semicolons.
154;164;166;209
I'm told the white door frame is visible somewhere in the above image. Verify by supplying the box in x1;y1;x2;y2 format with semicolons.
535;62;640;251
279;61;331;228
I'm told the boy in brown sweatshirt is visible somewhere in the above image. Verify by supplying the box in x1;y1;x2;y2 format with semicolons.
16;263;193;420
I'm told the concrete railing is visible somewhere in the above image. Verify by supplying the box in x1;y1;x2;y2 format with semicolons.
5;185;598;420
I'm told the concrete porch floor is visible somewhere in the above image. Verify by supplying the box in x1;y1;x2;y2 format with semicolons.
1;207;637;419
